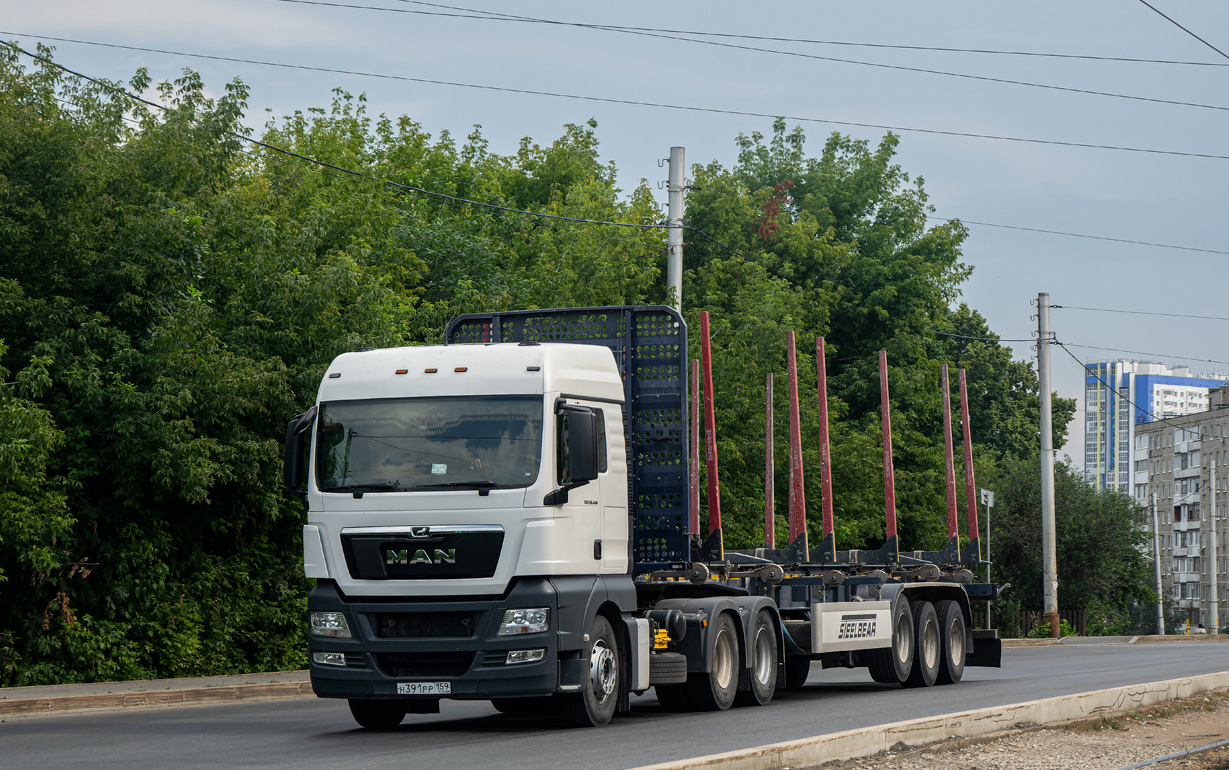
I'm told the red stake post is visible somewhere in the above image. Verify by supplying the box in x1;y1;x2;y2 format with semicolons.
700;312;722;538
690;358;701;539
941;364;959;543
765;373;775;548
959;368;981;553
878;351;898;553
786;332;807;549
816;337;835;551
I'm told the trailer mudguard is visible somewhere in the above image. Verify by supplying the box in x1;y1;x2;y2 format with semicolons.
649;595;782;675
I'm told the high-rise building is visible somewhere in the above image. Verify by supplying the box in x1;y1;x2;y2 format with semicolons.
1084;360;1229;492
1135;385;1229;630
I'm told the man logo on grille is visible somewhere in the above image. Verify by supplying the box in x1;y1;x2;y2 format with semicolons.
385;549;457;566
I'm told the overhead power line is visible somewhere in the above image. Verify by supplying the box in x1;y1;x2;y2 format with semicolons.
284;0;1229;67
267;0;1229;114
1136;0;1229;61
1057;341;1229;369
1056;339;1227;443
927;217;1229;256
1053;306;1229;323
8;32;1229;164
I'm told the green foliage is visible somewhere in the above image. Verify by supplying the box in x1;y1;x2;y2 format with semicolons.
0;49;1084;684
1027;619;1076;638
986;456;1154;635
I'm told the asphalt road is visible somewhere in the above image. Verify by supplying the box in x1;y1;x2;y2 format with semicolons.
4;643;1228;770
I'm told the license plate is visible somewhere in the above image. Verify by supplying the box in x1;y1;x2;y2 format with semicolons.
397;681;451;695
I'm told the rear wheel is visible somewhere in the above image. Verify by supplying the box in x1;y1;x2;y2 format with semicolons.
735;611;778;706
867;596;914;685
904;601;940;688
348;700;406;729
935;600;966;685
686;612;740;711
562;615;621;727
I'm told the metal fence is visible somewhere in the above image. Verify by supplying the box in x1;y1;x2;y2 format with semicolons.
971;607;1087;637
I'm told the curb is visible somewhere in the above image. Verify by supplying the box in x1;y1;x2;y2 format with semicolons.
0;680;314;719
629;672;1229;770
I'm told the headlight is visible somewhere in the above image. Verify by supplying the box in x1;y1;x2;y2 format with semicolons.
310;611;352;638
497;608;549;636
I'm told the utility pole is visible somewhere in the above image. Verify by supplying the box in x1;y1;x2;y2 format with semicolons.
666;147;685;311
1211;457;1219;634
1037;292;1060;637
1153;493;1165;635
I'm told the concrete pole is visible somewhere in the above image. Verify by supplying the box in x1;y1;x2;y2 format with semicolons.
1037;292;1060;637
666;147;685;311
1211;457;1219;634
1153;493;1165;635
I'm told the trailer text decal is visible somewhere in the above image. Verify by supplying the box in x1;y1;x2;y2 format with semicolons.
837;613;878;640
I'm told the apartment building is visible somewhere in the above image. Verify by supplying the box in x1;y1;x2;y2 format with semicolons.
1084;360;1229;493
1135;384;1229;629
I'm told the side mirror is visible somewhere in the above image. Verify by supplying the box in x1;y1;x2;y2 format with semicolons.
545;405;599;505
283;406;317;492
560;407;600;484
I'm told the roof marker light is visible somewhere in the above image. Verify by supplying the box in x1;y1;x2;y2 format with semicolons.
424;368;438;374
395;369;408;375
455;367;468;373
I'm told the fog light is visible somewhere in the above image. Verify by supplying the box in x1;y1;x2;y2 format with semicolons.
497;608;549;636
506;648;546;665
310;611;352;638
313;651;346;667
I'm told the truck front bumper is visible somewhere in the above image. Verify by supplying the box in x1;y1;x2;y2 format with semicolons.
307;578;575;701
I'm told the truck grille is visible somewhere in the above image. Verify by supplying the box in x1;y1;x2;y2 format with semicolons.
376;652;475;678
373;612;480;639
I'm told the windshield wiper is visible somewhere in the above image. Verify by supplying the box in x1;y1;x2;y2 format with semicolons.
409;481;503;491
320;482;404;493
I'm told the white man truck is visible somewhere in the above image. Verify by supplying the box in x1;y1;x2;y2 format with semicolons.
282;305;1001;729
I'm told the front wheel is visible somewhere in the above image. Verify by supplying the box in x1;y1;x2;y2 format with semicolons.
563;615;621;727
348;700;406;729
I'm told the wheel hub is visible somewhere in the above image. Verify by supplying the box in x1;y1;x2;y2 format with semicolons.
591;640;617;699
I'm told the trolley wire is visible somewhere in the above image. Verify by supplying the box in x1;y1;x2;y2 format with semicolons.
1052;305;1229;323
927;217;1229;257
7;32;1229;163
1136;0;1229;61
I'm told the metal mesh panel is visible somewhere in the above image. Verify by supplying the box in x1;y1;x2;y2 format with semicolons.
445;306;690;573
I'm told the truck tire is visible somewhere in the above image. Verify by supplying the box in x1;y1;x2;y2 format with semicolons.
867;596;913;685
735;610;778;706
935;599;966;685
685;612;739;711
563;615;620;727
649;652;688;686
348;699;407;729
903;601;940;688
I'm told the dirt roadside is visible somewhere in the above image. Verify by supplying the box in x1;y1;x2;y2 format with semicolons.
808;689;1229;770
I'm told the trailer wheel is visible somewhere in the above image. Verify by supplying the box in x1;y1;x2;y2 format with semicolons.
735;610;778;706
686;612;739;711
348;700;407;729
563;615;620;727
867;596;913;684
903;601;940;688
935;600;966;685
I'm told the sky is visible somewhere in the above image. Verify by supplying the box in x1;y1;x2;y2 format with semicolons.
5;0;1229;465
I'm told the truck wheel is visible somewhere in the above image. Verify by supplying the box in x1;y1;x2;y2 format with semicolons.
348;699;407;729
686;612;739;711
935;600;966;685
867;596;913;685
564;615;620;727
654;684;691;712
783;657;810;689
735;610;778;706
904;601;940;688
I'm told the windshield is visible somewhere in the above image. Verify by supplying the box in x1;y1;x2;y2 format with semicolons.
315;396;543;492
